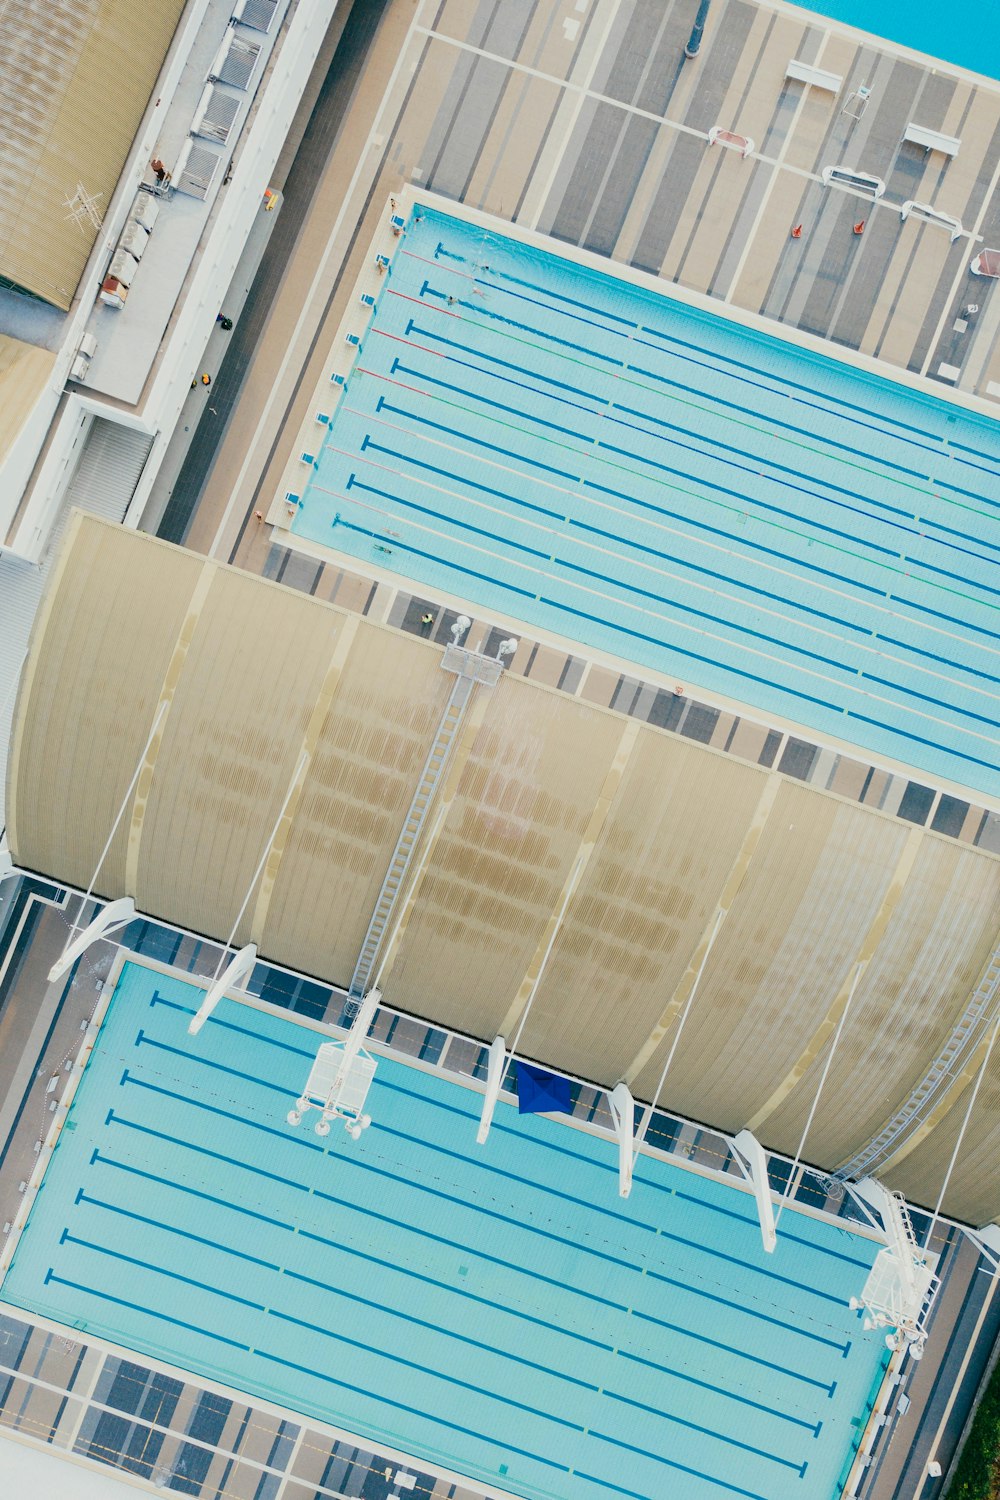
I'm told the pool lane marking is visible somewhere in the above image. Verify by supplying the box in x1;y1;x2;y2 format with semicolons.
385;346;1000;582
42;1273;251;1351
354;402;1000;667
73;1191;282;1270
107;1065;854;1375
327;491;1000;758
103;1110;309;1193
408;310;993;521
58;1232;267;1311
89;1151;292;1227
405;260;999;510
362;374;1000;627
270;1307;808;1479
331;504;1000;773
343;451;1000;716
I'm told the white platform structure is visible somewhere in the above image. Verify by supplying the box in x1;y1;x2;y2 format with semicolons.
821;164;886;199
785;59;842;93
287;986;380;1140
899;200;964;242
850;1178;939;1359
903;122;961;158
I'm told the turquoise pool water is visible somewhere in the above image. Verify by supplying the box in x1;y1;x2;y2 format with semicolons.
790;1;1000;81
294;208;1000;799
1;961;889;1500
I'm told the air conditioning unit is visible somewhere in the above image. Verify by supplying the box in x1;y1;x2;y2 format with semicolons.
69;353;90;383
131;193;160;232
78;332;98;359
119;221;148;260
108;249;138;287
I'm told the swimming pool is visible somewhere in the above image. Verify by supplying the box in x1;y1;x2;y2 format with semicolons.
787;1;1000;82
2;959;889;1500
294;207;1000;800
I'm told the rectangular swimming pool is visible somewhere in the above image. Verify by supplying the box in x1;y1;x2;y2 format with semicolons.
2;959;890;1500
293;206;1000;800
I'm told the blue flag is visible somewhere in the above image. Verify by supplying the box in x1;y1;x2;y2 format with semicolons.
516;1061;571;1116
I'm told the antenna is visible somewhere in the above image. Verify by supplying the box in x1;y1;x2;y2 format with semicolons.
63;184;104;235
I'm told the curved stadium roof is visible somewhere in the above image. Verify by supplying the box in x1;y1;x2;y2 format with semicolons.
0;0;185;308
8;513;1000;1226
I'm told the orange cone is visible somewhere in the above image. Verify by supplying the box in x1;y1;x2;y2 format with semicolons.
791;224;803;239
853;219;865;235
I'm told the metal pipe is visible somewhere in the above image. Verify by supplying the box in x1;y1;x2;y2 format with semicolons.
685;0;712;58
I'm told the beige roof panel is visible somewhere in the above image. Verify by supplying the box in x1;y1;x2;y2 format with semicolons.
0;337;55;464
9;515;1000;1224
0;0;185;307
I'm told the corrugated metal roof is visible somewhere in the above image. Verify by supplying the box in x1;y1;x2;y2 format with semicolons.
0;0;186;309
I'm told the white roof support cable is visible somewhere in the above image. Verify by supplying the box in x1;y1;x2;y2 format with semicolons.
773;962;865;1235
54;699;167;970
189;749;309;1036
476;854;584;1147
922;1004;1000;1253
632;906;726;1163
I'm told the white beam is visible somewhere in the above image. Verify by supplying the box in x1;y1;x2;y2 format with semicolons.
609;1082;635;1198
188;943;257;1035
47;897;136;983
338;988;381;1078
732;1129;777;1253
476;1036;508;1145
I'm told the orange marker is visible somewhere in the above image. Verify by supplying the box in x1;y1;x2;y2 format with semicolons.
853;219;865;235
791;224;803;239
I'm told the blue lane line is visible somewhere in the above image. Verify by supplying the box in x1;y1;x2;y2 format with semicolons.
74;1191;283;1271
59;1232;267;1311
282;1263;602;1393
269;1306;585;1432
601;1387;810;1474
148;993;315;1059
133;1033;298;1099
391;358;594;443
372;1118;850;1309
378;397;581;480
298;1225;619;1351
618;1341;833;1402
634;1286;847;1357
120;1071;324;1154
582;474;1000;645
846;709;1000;775
257;1347;574;1478
332;518;538;602
379;1077;872;1274
90;1151;293;1229
407;320;610;404
422;282;625;366
348;475;555;560
104;1112;310;1193
43;1273;252;1351
313;1151;641;1270
362;434;565;520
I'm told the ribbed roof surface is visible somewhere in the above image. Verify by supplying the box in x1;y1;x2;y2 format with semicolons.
9;515;1000;1226
0;0;184;308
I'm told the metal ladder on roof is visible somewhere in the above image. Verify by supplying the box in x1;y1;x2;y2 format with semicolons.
835;942;1000;1182
347;637;509;1002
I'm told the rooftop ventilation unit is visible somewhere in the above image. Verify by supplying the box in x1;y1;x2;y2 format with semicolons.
214;32;262;90
232;0;279;32
108;249;138;287
130;193;159;233
119;221;148;260
192;83;241;146
174;140;222;201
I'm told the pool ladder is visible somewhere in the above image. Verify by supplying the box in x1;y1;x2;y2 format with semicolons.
347;640;508;1002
